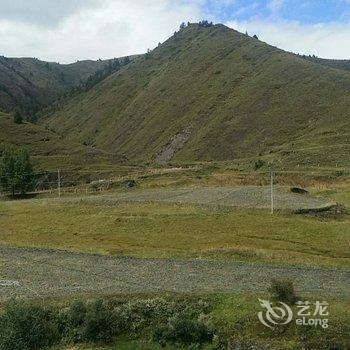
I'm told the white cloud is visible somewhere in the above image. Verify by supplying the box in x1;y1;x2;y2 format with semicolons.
0;0;98;27
226;19;350;59
0;0;349;62
0;0;200;63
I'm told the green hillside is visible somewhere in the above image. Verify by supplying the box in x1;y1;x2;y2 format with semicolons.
0;111;121;170
0;56;108;115
41;24;350;168
303;56;350;72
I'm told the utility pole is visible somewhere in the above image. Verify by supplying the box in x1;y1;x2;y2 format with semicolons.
58;169;61;198
270;167;274;214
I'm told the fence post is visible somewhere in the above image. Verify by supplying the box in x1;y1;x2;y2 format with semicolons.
270;168;274;214
58;170;61;198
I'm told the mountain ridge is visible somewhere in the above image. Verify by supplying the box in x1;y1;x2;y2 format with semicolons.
39;23;349;167
0;56;111;116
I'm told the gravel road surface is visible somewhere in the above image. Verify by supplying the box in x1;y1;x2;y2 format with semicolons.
78;186;332;211
0;246;348;300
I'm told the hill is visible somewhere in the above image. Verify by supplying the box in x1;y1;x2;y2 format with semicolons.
0;56;109;116
38;23;349;167
302;56;350;72
0;111;122;171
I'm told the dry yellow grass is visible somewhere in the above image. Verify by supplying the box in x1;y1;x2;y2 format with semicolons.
0;196;348;268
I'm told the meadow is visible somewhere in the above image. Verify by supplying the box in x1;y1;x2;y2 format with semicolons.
0;193;349;268
0;168;349;349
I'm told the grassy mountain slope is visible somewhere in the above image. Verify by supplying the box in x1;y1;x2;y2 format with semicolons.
42;24;350;167
303;56;350;72
0;56;108;114
0;111;121;170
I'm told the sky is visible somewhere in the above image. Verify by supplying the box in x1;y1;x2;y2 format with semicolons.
0;0;349;63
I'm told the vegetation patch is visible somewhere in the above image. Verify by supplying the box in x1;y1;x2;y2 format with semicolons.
269;278;298;303
0;293;348;350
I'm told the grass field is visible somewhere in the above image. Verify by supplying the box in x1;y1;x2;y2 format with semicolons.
0;185;349;268
0;171;349;349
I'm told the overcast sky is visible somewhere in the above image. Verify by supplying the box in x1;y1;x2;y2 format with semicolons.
0;0;349;63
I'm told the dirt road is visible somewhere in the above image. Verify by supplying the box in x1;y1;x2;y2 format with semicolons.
0;245;348;300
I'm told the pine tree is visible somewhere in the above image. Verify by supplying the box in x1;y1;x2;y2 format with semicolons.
0;147;35;197
13;110;23;124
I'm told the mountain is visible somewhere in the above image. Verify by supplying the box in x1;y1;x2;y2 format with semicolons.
0;111;121;171
34;24;350;167
0;56;109;116
302;56;350;72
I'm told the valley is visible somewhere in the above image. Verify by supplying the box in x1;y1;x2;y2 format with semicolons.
0;21;349;350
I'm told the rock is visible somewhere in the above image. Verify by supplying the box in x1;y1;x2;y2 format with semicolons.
290;187;308;194
120;179;136;188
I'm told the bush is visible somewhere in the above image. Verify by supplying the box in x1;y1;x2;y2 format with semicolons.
59;299;119;343
117;298;173;334
82;299;118;342
0;300;59;350
0;297;214;349
254;159;265;171
269;278;297;303
58;300;87;342
68;300;87;327
153;313;214;346
13;111;23;124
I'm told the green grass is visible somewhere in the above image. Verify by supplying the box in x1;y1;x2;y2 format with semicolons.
210;293;350;349
0;112;130;171
304;56;350;72
45;293;350;350
55;340;185;349
313;183;350;207
0;192;349;268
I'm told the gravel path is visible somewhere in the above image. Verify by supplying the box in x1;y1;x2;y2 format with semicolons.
0;246;348;300
78;186;332;211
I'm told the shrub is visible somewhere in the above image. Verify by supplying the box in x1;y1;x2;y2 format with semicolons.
82;299;119;342
0;300;59;350
58;299;119;343
117;298;175;334
13;111;23;124
0;297;214;349
153;313;214;346
153;325;173;347
68;300;87;327
58;300;87;342
254;159;265;171
269;278;297;303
